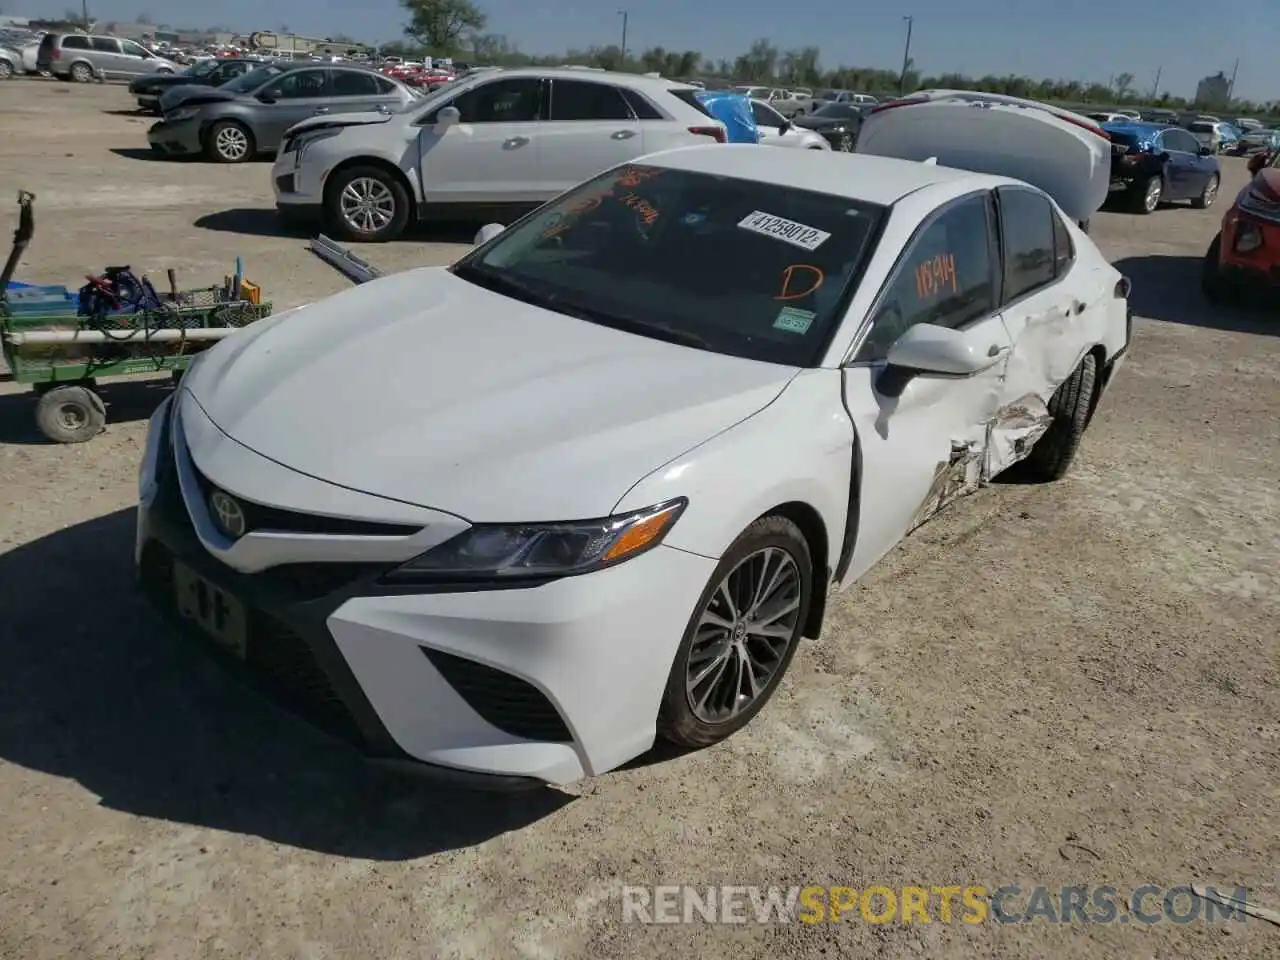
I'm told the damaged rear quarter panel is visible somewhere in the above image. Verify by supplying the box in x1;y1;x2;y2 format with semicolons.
992;259;1122;475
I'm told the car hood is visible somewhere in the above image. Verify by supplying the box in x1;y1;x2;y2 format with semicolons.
794;115;854;130
285;111;395;137
159;84;238;111
130;72;191;92
181;267;797;521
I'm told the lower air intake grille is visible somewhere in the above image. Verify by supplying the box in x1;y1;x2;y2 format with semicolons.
421;648;573;743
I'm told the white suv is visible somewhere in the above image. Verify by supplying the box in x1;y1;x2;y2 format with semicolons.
272;67;729;242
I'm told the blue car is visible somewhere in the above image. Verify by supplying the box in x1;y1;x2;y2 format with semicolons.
1103;121;1221;214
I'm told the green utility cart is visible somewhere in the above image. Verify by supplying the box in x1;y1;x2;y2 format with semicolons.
1;191;273;443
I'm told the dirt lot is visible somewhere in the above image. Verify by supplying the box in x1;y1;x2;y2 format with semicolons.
0;80;1277;960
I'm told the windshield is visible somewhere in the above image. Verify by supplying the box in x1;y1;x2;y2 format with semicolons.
813;103;860;120
188;59;218;78
452;164;884;366
221;63;285;93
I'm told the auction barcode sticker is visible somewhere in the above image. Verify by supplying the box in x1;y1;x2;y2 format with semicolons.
738;211;832;251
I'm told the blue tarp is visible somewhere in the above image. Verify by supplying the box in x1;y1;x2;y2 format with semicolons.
694;91;760;144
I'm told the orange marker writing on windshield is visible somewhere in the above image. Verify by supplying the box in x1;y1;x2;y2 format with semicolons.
775;264;824;301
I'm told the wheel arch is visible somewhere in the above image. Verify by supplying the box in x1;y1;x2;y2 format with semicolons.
759;501;831;639
323;156;418;222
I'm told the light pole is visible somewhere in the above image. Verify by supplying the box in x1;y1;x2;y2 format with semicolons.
899;16;914;95
618;10;629;62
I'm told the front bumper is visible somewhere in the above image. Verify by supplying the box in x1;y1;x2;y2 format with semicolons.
136;94;159;109
271;150;326;214
1216;213;1280;296
135;394;715;787
147;118;203;156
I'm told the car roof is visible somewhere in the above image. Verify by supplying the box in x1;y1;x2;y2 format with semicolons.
1103;121;1169;136
474;66;697;92
642;144;1006;205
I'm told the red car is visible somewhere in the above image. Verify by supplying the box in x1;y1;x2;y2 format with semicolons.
1202;149;1280;302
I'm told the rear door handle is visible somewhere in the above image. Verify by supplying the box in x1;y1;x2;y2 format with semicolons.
312;107;329;115
504;136;530;148
611;129;638;140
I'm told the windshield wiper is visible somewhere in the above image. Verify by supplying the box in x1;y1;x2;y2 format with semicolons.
452;263;555;309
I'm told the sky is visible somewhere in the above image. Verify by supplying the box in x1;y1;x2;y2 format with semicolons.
17;0;1280;102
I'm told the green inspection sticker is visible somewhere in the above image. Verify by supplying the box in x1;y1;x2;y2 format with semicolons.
774;306;817;334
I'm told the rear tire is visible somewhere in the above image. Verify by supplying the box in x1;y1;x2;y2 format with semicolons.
1020;353;1097;482
1201;233;1237;303
69;61;93;83
657;515;813;749
1129;174;1162;214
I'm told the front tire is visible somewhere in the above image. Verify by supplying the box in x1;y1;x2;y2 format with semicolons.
1021;353;1097;481
657;516;813;749
0;60;13;80
204;120;253;163
325;165;411;243
1192;173;1219;209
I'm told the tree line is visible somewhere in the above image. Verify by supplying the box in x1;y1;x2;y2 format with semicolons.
393;0;1275;116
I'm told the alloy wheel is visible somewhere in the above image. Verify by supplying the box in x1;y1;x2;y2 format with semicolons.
0;61;12;80
1202;176;1219;207
1144;177;1162;212
215;126;249;161
339;177;396;234
685;547;803;723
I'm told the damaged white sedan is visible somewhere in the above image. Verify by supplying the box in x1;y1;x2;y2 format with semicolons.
136;145;1130;788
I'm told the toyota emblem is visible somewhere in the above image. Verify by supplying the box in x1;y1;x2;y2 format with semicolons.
210;489;247;540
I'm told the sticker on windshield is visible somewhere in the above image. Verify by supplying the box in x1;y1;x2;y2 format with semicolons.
774;306;816;334
738;211;831;251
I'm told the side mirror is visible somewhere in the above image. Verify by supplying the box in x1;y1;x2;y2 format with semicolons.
1198;146;1213;156
473;223;504;245
435;105;461;130
779;119;792;134
256;91;276;104
885;323;1002;376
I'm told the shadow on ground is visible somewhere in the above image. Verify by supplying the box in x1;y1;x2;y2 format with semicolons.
109;147;174;162
193;208;483;244
1114;255;1277;335
0;508;573;856
102;108;153;118
0;377;171;445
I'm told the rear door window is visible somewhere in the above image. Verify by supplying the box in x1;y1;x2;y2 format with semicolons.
89;38;119;53
332;70;380;97
997;187;1056;302
60;35;89;50
550;79;633;121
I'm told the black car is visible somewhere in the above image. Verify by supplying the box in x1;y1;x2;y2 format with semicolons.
792;102;864;151
129;57;269;112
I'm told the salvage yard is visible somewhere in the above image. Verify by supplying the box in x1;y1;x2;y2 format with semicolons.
1;79;1278;959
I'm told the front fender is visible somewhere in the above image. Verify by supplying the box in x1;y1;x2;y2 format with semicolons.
612;369;852;575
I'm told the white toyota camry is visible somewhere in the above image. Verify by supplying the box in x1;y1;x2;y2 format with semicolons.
136;145;1131;788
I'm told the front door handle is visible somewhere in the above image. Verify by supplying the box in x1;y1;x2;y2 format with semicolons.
1072;300;1086;315
611;129;638;140
312;107;329;115
504;136;530;148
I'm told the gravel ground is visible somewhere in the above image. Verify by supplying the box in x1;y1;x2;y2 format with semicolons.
1;80;1277;960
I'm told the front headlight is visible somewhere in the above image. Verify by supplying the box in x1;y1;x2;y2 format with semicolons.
386;498;687;583
164;106;199;122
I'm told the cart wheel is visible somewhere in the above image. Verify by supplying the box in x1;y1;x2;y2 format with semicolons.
35;385;106;443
